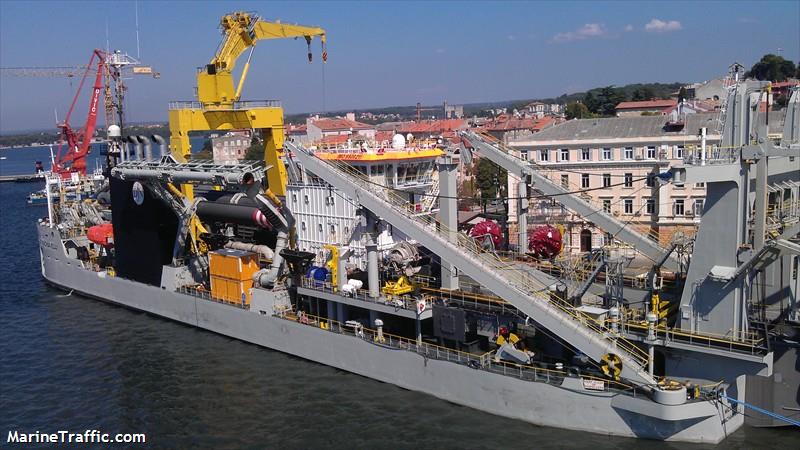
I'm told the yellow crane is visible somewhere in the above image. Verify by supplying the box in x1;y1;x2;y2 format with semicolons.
169;11;327;197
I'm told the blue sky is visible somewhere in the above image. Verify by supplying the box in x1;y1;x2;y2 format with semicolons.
1;0;798;132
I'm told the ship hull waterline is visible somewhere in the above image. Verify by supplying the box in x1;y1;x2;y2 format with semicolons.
38;223;742;443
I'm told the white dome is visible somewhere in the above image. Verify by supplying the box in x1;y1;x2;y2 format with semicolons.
391;133;406;150
107;124;121;138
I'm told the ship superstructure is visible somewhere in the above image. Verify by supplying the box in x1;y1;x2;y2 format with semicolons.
34;11;800;443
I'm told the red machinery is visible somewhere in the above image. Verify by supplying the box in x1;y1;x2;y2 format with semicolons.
469;220;503;249
528;225;562;259
53;50;107;178
87;223;114;247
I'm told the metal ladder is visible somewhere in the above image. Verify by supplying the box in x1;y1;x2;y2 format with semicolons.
419;174;440;212
288;142;655;385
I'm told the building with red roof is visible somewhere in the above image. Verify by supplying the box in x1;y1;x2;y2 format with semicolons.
615;99;678;117
306;113;377;143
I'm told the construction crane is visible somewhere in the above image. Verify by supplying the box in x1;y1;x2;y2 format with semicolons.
169;11;327;198
52;49;107;177
1;50;158;176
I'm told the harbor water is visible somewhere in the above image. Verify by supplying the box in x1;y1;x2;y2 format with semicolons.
1;146;797;449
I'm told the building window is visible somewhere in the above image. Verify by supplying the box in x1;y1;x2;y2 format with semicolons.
561;174;569;189
675;145;684;159
624;147;634;160
624;173;633;188
604;232;614;246
695;182;705;188
539;149;549;162
602;148;612;161
602;173;611;187
673;199;685;216
560;149;569;161
624;198;634;214
603;199;611;213
520;151;528;161
581;148;591;161
581;174;590;188
645;198;655;215
646;173;655;187
693;199;704;217
646;146;656;159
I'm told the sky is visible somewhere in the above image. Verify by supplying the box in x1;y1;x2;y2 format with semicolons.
1;0;798;133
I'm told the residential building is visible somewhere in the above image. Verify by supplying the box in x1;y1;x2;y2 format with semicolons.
615;99;678;117
212;130;252;164
507;113;723;253
481;115;557;144
306;113;376;143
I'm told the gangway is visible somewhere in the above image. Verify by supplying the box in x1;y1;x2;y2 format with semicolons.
288;141;656;385
460;131;680;272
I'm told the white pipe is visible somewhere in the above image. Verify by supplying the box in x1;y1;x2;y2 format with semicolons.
224;240;274;260
700;127;707;166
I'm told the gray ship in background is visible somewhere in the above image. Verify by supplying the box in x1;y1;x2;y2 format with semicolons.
35;12;799;443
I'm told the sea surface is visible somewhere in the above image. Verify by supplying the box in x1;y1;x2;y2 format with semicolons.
1;146;797;449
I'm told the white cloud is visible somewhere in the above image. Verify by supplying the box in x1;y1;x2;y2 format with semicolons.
644;19;682;33
624;24;634;32
551;23;607;43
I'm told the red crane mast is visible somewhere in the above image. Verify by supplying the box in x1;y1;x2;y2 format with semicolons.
53;49;106;178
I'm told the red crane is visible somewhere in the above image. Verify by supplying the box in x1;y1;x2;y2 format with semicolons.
53;49;107;178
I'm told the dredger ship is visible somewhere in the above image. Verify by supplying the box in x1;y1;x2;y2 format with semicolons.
37;12;800;442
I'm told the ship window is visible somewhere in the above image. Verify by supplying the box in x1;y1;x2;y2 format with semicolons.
344;226;349;235
318;224;323;233
304;195;309;204
292;194;297;203
330;224;336;235
301;222;307;231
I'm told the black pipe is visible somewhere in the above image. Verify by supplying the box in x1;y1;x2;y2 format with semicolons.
196;201;272;229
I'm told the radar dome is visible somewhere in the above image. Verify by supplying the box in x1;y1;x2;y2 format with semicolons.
392;133;406;150
107;124;121;138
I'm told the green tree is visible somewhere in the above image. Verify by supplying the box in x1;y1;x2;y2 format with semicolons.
745;54;797;81
596;86;625;116
677;86;688;102
475;158;506;200
244;134;263;160
565;101;590;120
583;91;600;114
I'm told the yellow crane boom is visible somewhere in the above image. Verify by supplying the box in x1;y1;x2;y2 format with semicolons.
169;11;327;199
198;11;326;106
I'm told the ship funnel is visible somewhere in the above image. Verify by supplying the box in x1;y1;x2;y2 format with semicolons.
151;135;167;158
126;136;142;160
139;135;152;161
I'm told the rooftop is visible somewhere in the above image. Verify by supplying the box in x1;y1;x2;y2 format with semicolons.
311;118;374;131
616;99;677;110
512;113;720;143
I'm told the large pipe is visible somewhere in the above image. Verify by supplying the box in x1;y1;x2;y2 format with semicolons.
225;240;273;260
126;136;142;160
195;201;273;229
151;134;167;158
111;167;254;186
139;135;152;161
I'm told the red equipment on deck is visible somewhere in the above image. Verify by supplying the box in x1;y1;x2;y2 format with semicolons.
53;50;107;179
528;225;562;259
87;223;114;247
469;220;503;249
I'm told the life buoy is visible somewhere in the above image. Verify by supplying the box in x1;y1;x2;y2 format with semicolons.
601;353;623;381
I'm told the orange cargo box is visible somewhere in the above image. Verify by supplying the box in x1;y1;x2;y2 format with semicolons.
209;249;260;281
210;275;253;305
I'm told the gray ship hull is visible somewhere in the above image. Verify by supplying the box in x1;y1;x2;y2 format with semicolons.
38;223;743;443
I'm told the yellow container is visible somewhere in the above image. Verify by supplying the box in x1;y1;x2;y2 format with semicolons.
210;275;253;305
209;249;260;281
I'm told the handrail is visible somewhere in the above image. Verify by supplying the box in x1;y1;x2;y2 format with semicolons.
293;147;653;371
